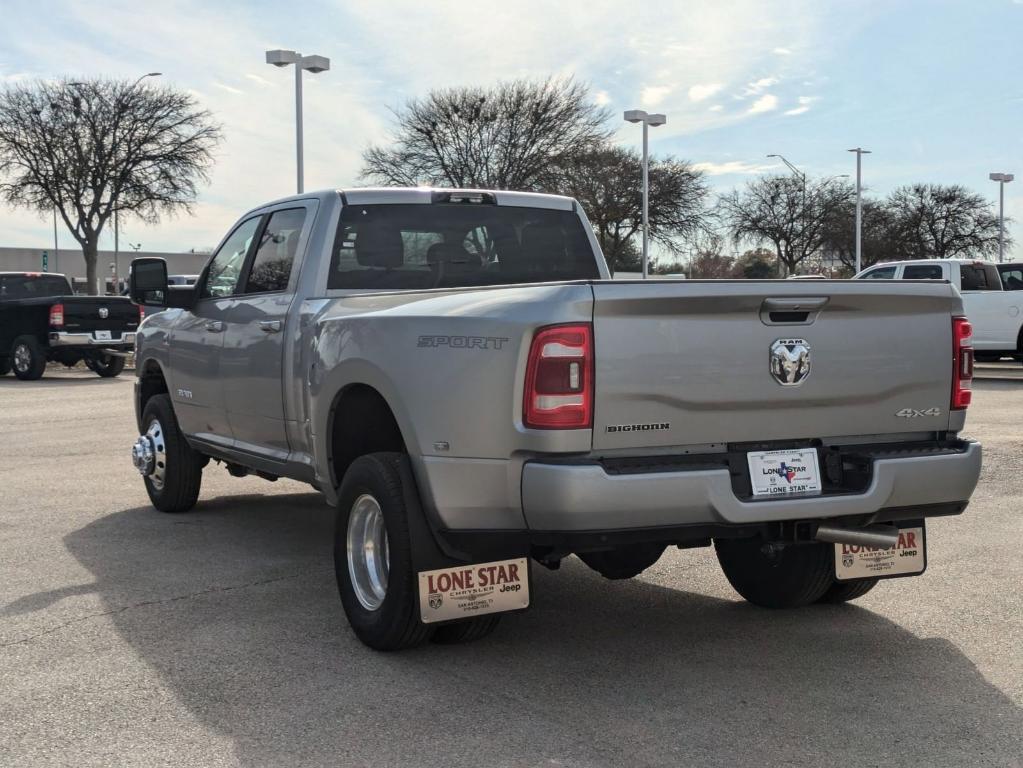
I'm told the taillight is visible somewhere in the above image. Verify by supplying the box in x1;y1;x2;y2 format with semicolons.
49;303;64;328
138;304;145;322
952;317;973;410
523;323;593;429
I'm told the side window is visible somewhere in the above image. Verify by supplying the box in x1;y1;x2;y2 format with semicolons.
860;266;897;280
243;208;308;294
201;217;261;299
959;264;999;291
902;264;944;280
999;268;1023;290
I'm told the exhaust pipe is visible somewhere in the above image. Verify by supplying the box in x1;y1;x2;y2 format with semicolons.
815;524;900;549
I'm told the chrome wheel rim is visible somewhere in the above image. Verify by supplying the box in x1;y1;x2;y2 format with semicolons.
346;494;390;611
145;419;167;491
13;344;31;373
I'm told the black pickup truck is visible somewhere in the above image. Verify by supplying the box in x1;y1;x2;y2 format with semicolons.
0;272;140;380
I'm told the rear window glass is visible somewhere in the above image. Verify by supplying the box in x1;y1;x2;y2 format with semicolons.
859;266;896;280
959;263;1000;291
327;204;599;290
0;275;70;299
902;264;944;280
997;266;1023;290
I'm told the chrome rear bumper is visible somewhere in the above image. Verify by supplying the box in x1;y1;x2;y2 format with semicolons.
49;331;135;348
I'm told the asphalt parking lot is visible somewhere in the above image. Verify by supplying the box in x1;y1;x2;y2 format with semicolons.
1;367;1021;767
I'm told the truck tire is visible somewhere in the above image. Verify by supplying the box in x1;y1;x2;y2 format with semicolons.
578;542;667;580
432;615;502;644
0;358;10;376
714;538;834;608
86;354;126;378
10;336;46;381
139;394;203;513
334;453;434;651
818;578;878;603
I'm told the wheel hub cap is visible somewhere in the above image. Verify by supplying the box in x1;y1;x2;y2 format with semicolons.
346;494;390;611
13;345;30;372
132;419;167;489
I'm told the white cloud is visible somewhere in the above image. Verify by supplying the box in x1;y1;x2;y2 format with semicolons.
748;94;778;113
244;73;272;87
688;83;723;101
773;47;792;55
693;160;775;176
708;104;724;112
784;95;816;115
593;89;611;106
211;82;243;95
641;85;671;107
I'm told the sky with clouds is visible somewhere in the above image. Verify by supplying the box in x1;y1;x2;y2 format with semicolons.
1;0;1020;259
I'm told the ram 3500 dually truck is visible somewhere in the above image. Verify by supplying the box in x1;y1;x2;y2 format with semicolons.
128;188;981;651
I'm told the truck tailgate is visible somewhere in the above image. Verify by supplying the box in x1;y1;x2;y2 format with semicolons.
62;297;139;334
591;280;961;449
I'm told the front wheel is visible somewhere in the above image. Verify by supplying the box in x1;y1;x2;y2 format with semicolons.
715;537;834;608
86;354;126;378
137;394;203;513
334;453;434;651
11;336;46;380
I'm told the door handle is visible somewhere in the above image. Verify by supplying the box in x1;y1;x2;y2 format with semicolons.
259;320;282;333
205;320;224;333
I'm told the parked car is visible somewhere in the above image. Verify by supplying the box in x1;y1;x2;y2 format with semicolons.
996;263;1023;291
0;271;140;380
129;188;982;650
855;259;1022;361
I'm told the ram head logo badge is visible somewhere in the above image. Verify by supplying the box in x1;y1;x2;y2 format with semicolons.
770;338;811;386
98;307;109;319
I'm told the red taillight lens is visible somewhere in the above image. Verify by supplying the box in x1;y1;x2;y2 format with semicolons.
49;303;64;328
138;304;145;322
523;323;593;429
952;317;973;410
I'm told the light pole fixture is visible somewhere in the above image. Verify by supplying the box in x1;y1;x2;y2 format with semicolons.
266;49;331;194
989;172;1014;263
624;109;667;279
847;147;872;274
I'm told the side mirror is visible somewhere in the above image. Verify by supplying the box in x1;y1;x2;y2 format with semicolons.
130;258;169;306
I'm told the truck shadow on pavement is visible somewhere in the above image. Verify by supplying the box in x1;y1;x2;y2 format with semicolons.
61;492;1022;768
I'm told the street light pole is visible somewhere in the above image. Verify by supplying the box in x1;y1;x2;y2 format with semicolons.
989;172;1015;263
766;154;807;277
624;109;667;279
266;49;331;194
52;208;59;274
847;147;872;274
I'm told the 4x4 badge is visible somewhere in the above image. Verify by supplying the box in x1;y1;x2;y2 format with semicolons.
770;338;811;386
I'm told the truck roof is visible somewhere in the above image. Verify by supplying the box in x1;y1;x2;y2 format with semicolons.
0;271;67;278
242;187;577;219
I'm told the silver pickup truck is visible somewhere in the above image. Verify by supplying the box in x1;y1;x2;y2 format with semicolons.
128;187;982;651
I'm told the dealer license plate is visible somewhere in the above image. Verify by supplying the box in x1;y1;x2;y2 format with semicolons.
94;330;112;341
747;448;822;498
834;525;926;581
418;557;529;624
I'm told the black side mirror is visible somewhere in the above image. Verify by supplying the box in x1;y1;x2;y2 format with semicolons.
130;258;169;306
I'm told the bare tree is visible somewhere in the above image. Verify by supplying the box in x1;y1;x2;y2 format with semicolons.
0;78;221;293
362;78;610;191
718;175;854;275
819;197;899;272
557;145;710;273
885;183;1006;260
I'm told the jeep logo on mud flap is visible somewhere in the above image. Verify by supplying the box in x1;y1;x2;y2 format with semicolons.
770;338;811;386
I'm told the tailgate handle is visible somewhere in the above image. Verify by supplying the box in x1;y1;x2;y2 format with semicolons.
761;297;828;325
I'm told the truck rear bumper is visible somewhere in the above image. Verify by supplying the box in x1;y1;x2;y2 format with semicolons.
520;440;981;531
49;331;135;348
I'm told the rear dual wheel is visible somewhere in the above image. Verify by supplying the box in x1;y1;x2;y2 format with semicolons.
715;537;877;608
85;354;126;378
334;453;501;651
